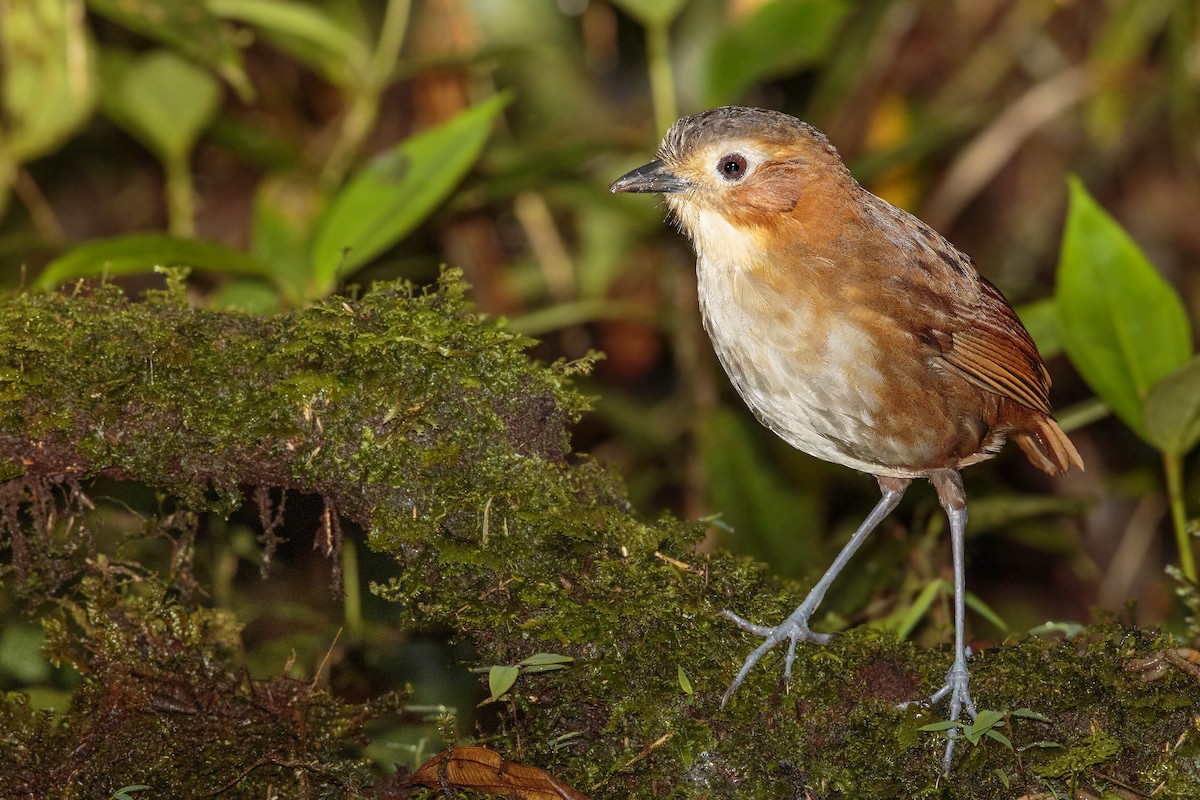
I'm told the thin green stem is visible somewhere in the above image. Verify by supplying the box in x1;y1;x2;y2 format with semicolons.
371;0;411;87
506;298;655;337
342;537;362;643
645;21;677;136
320;0;412;188
1163;451;1196;584
164;155;196;238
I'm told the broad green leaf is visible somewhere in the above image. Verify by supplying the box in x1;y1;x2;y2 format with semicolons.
487;664;519;702
1055;177;1192;437
1144;355;1200;455
251;172;328;301
1;0;97;161
310;95;509;292
209;0;365;85
972;709;1005;731
86;0;251;99
210;0;358;59
705;0;850;106
1054;397;1110;434
1016;298;1061;360
210;278;282;313
610;0;690;28
36;233;275;289
703;409;821;578
101;49;222;165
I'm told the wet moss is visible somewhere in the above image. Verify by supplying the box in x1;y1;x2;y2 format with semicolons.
4;566;403;798
0;272;1197;799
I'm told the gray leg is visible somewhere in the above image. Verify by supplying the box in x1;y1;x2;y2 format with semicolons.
929;470;978;773
721;477;910;707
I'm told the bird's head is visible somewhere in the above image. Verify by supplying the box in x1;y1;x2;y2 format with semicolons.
610;106;855;240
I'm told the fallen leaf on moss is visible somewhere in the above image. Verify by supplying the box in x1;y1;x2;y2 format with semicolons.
405;746;590;800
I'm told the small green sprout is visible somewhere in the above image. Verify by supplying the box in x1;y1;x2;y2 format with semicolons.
922;707;1054;757
110;787;150;800
473;652;574;704
677;665;693;696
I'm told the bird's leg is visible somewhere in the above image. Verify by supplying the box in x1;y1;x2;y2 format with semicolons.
721;476;910;707
929;470;978;774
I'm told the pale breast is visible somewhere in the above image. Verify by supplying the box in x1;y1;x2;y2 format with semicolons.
685;208;944;477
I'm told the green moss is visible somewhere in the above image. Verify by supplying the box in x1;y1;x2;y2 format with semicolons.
0;272;1197;798
4;568;399;798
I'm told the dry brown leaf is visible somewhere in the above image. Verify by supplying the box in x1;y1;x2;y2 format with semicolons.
405;746;591;800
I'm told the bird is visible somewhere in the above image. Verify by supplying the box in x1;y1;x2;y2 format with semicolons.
610;106;1082;772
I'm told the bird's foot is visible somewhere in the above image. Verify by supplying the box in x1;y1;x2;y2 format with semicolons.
930;659;977;774
719;608;831;707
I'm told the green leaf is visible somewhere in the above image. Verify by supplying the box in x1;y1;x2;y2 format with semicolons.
920;720;959;732
1012;708;1052;722
1018;740;1062;751
101;49;222;165
110;787;149;800
1144;355;1200;455
0;624;50;683
1016;298;1062;360
984;729;1013;750
210;278;282;313
893;579;944;640
36;233;276;289
251;172;327;301
972;709;1005;731
518;652;574;667
703;409;821;578
518;652;574;673
210;0;359;60
610;0;690;28
310;95;509;293
1056;177;1193;437
705;0;851;106
487;664;519;702
966;493;1092;534
86;0;251;99
961;709;1004;745
992;769;1010;789
964;591;1008;633
1029;620;1085;638
1;0;97;162
677;665;693;695
209;0;364;85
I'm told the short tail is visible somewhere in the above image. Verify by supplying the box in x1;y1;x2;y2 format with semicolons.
1014;415;1084;476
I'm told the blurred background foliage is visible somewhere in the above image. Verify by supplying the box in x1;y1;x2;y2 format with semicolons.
1;0;1199;777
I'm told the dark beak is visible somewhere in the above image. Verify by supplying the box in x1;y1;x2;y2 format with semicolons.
610;160;689;194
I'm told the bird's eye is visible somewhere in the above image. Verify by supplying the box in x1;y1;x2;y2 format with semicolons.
718;153;748;181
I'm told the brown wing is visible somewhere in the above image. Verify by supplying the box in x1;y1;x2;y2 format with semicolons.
941;275;1053;415
939;276;1083;474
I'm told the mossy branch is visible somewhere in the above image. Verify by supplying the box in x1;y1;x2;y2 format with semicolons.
0;272;1197;799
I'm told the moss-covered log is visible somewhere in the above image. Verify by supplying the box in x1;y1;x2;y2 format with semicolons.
0;272;1197;799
